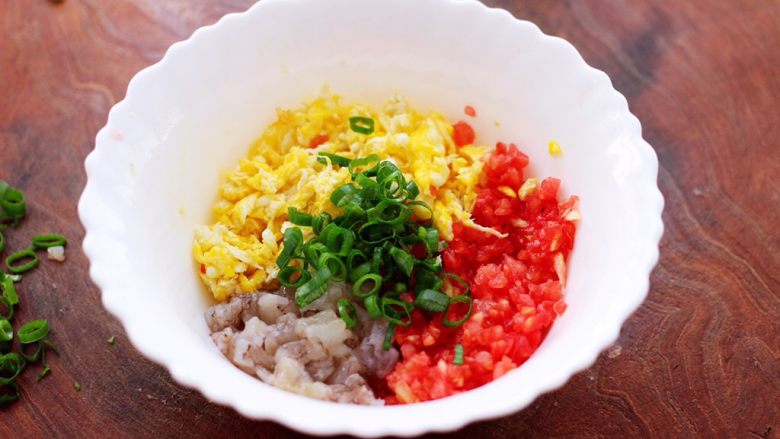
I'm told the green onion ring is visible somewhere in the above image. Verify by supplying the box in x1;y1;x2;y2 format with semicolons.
5;247;39;274
276;227;303;269
363;294;382;320
337;299;358;329
278;266;311;288
388;246;416;277
358;221;396;244
303;241;329;268
443;272;472;296
348;261;373;284
17;319;49;344
0;320;12;342
382;323;396;351
295;266;332;308
31;234;67;250
346;249;368;271
287;207;313;226
317;152;352;167
0;188;26;218
311;213;332;235
330;184;361;208
0;353;25;385
20;341;42;362
317;253;347;282
1;278;18;306
349;116;375;135
367;200;411;225
320;224;355;257
442;294;473;328
380;297;413;327
414;289;450;313
352;273;382;299
348;154;380;175
453;344;464;365
417;257;443;273
404;181;420;199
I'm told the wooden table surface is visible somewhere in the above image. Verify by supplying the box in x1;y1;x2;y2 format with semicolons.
1;0;778;437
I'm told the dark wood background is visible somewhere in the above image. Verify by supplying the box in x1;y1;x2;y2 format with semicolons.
1;0;778;437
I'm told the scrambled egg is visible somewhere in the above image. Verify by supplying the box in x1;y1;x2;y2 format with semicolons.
194;91;487;301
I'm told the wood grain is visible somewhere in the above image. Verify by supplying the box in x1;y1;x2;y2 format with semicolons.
1;0;778;437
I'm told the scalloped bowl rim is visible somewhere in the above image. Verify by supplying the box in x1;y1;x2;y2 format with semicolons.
78;0;664;436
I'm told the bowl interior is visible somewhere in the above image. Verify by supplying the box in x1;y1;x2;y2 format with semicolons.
84;0;661;435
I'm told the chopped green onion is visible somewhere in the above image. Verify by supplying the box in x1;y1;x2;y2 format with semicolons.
364;294;381;319
422;227;439;255
404;181;420;199
388;246;415;277
74;382;81;392
358;221;396;244
107;336;116;345
287;207;313;226
370;246;383;273
295;266;332;308
311;213;332;235
414;289;450;313
442;294;473;328
380;297;413;327
330;184;362;208
0;353;25;385
367;200;411;225
31;234;67;250
417;257;442;273
336;204;365;229
1;278;18;306
383;323;396;351
302;241;328;268
453;344;464;365
278;265;311;288
346;249;368;271
394;282;407;294
348;261;373;284
276;227;303;268
352;273;382;299
348;154;380;175
0;188;26;218
414;268;443;293
17;320;49;344
5;248;39;274
406;200;433;221
317;253;347;282
317;152;352;167
443;272;471;296
0;320;12;342
349;116;375;135
320;223;354;257
337;299;358;328
0;230;4;253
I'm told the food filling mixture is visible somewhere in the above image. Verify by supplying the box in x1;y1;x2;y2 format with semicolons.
194;92;578;405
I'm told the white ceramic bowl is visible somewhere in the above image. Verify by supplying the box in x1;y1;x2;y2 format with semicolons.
78;0;664;436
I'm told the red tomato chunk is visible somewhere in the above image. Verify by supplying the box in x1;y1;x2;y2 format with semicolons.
385;143;578;404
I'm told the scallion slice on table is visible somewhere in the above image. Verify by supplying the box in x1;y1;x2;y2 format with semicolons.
0;181;66;405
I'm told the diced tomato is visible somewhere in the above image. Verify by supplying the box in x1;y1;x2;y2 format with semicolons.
308;134;329;148
385;142;577;405
464;105;477;117
452;121;475;147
